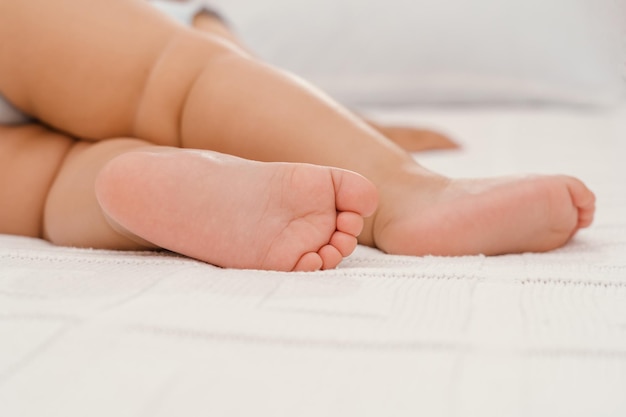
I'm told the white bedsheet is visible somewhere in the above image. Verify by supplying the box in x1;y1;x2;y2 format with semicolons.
1;106;625;416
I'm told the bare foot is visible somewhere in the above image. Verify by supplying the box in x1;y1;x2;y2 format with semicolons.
365;120;460;152
362;172;595;256
95;150;378;271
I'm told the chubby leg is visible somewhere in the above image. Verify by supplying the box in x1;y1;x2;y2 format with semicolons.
0;124;141;247
0;124;74;238
0;0;595;257
0;125;160;249
0;0;183;139
190;10;458;152
0;124;377;271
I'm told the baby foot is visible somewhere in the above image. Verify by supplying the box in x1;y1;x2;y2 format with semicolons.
95;150;378;271
363;173;595;256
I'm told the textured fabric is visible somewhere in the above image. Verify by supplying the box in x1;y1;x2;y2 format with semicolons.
1;106;625;416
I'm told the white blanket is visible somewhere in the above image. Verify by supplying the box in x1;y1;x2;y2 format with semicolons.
1;106;625;416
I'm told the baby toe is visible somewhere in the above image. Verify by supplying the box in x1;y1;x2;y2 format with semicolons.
336;211;364;237
330;231;358;257
318;244;343;270
293;252;324;272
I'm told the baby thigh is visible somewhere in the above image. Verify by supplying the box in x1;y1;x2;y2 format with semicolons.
0;0;236;144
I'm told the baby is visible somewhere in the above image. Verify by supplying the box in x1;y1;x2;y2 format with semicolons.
0;0;595;271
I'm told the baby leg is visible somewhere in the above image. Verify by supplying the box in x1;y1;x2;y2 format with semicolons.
0;0;595;257
0;124;377;271
0;124;163;250
0;124;75;239
187;7;458;152
157;32;595;255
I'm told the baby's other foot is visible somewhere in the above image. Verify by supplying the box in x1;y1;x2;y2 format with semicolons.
96;150;378;271
364;173;595;256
